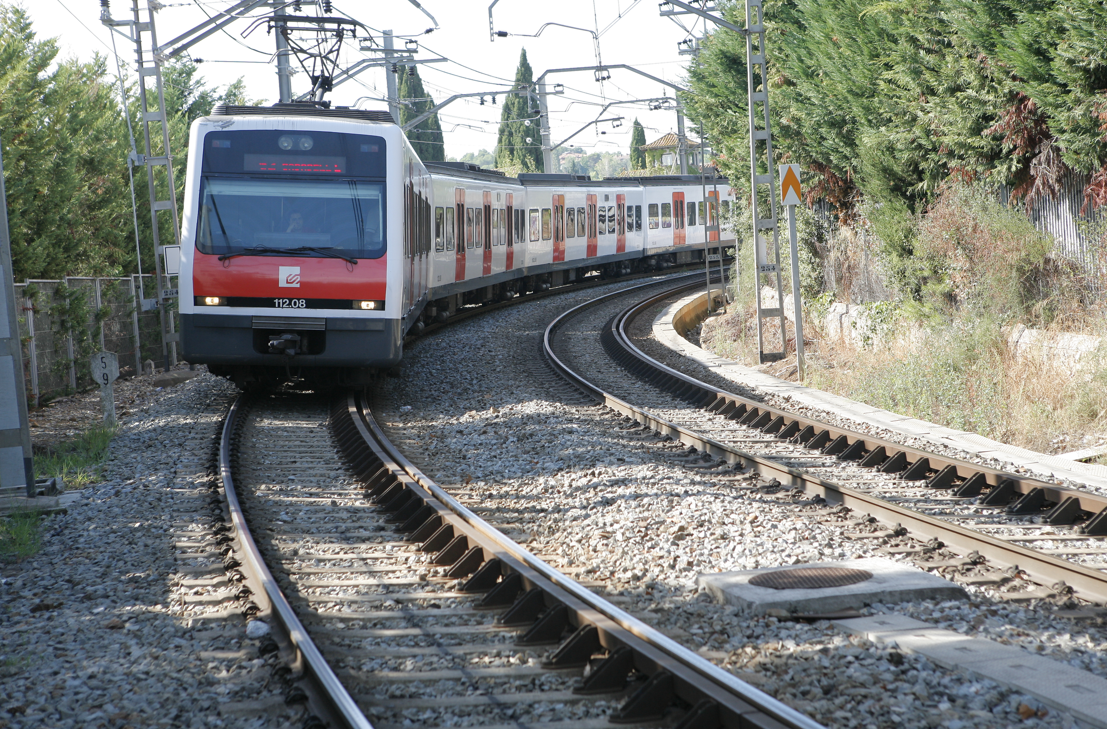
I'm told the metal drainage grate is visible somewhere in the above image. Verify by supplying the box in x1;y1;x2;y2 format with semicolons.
749;566;874;591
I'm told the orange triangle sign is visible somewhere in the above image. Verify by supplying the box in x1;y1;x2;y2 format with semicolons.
781;166;801;205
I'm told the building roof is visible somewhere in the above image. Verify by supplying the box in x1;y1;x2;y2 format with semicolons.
641;132;699;151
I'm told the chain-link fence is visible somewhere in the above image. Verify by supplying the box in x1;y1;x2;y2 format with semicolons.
14;275;179;406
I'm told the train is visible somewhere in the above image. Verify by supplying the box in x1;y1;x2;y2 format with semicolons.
178;104;736;387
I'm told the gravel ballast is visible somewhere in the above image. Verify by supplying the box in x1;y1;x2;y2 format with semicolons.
0;371;303;729
374;277;1107;729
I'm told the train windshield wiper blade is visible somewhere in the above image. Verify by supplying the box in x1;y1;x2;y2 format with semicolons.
218;246;308;261
288;246;359;265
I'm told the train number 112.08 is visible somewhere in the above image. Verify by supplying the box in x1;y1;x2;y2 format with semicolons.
274;298;306;308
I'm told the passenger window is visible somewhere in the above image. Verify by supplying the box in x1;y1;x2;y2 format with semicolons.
466;207;474;248
617;204;624;236
492;208;500;246
607;206;615;235
698;201;705;221
475;208;484;249
597;206;607;236
661;203;672;229
648;203;659;229
434;207;444;251
687;202;696;227
722;200;731;218
445;207;455;250
566;207;576;238
529;209;540;242
635;205;642;232
541;208;552;241
577;207;586;238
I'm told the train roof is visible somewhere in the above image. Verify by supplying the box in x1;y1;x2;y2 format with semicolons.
212;103;396;124
425;161;518;184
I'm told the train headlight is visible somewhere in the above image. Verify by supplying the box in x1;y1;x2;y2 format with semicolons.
199;296;226;306
355;300;384;311
278;135;294;151
298;136;314;151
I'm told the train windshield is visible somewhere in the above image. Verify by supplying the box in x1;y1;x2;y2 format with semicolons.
195;178;386;259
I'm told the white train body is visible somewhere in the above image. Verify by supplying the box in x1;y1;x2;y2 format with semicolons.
178;106;734;387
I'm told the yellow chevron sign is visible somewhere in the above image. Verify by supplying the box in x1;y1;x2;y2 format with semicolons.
780;164;801;206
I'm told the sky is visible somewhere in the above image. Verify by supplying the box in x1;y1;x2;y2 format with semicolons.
25;0;716;161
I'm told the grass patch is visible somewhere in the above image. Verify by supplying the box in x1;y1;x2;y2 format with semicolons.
0;510;44;562
34;424;117;490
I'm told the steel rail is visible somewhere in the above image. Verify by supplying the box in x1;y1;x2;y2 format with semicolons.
218;395;374;729
341;389;825;729
620;289;1107;523
542;281;1107;605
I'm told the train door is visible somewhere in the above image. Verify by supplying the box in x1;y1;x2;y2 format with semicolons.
553;194;566;263
706;190;720;243
586;193;598;257
673;191;686;246
616;193;626;254
455;187;466;282
506;193;514;270
483;191;493;276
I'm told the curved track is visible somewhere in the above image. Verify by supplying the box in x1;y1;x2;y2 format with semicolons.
216;387;826;728
544;280;1107;606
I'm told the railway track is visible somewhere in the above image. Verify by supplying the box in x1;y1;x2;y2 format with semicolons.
544;279;1107;607
216;383;825;728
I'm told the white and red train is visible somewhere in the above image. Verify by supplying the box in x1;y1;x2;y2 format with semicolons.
179;104;735;387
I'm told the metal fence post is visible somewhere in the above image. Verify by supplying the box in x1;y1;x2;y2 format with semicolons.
24;294;38;409
94;277;106;351
130;275;143;375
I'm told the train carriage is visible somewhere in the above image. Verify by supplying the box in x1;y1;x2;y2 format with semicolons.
180;105;734;388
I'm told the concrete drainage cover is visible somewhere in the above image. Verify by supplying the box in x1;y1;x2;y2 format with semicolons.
697;557;967;616
749;566;873;591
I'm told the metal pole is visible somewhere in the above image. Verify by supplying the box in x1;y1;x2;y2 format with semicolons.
383;30;400;123
0;145;35;497
275;16;292;103
676;97;688;175
538;80;554;173
788;204;805;380
699;130;712;313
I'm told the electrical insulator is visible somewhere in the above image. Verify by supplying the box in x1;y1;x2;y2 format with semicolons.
479;97;485;106
492;96;497;105
323;0;332;13
391;63;399;74
408;66;415;77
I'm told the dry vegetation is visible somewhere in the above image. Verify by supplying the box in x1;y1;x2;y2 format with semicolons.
702;184;1107;455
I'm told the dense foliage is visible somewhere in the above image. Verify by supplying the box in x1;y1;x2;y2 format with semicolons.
630;118;647;169
685;0;1107;289
0;5;252;282
494;49;543;172
397;65;445;162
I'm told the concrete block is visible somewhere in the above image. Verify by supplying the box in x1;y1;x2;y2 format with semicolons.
833;614;931;639
835;614;1107;728
697;557;967;616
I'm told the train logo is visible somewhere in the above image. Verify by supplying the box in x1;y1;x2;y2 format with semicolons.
279;266;301;287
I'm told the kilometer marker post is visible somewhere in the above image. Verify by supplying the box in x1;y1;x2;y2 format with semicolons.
780;164;805;380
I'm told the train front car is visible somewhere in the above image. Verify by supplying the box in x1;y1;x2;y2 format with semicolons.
180;106;420;388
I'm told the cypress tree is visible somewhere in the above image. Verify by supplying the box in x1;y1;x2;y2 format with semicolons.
495;49;543;172
397;65;445;162
630;118;647;169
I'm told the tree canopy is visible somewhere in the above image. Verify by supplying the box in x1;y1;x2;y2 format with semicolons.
685;0;1107;232
494;49;543;172
630;118;647;169
0;4;254;281
397;65;445;162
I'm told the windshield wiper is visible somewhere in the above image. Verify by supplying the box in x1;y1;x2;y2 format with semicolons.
218;245;302;261
218;246;357;264
288;246;358;265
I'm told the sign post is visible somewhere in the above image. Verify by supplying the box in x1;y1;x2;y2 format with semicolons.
90;352;120;426
780;164;805;380
0;143;35;496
